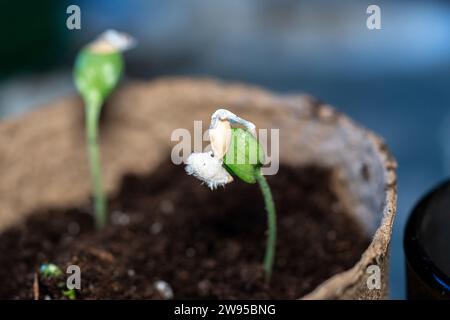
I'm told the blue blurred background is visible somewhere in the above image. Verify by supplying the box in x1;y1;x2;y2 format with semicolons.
1;0;449;299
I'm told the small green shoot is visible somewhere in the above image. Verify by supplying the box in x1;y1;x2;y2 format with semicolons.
73;30;135;228
223;128;276;282
39;263;63;278
39;263;76;300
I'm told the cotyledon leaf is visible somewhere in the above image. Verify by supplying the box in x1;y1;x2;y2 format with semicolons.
223;128;265;184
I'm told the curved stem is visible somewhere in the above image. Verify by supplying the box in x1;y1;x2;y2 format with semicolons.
86;99;107;229
255;169;276;282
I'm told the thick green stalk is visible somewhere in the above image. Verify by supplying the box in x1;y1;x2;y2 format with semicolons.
255;169;276;282
85;99;107;229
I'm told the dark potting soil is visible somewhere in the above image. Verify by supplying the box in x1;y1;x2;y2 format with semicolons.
0;162;370;299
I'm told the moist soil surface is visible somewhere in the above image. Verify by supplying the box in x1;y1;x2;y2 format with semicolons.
0;162;370;299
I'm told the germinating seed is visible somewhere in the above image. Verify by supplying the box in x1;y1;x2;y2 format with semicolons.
184;108;277;282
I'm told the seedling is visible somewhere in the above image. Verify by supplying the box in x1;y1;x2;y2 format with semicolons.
39;263;63;278
73;30;135;228
39;263;76;300
185;109;277;281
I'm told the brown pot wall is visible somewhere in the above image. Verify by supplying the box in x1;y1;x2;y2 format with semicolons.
0;78;397;299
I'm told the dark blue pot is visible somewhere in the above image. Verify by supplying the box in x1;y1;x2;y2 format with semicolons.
404;180;450;299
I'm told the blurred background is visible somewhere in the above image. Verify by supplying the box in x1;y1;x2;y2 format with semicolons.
1;0;449;299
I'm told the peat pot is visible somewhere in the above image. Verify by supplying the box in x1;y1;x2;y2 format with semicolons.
0;78;397;299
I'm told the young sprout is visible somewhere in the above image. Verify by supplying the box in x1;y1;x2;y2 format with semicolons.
62;288;77;300
73;30;136;228
185;109;277;282
39;263;63;278
39;263;76;300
